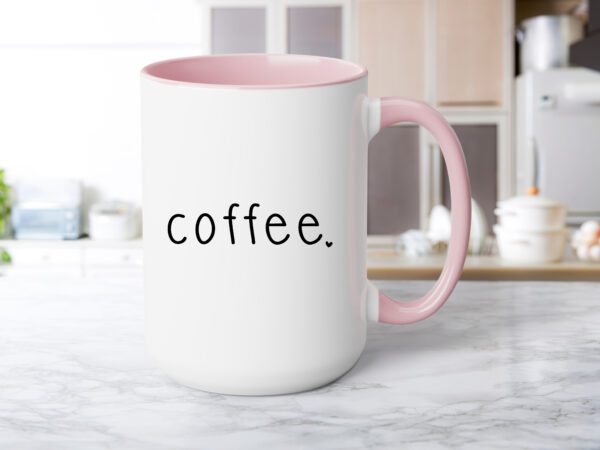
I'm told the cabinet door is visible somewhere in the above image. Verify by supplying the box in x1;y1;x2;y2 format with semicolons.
2;244;84;277
211;7;267;53
84;247;143;278
358;0;426;99
368;125;421;234
84;248;143;267
436;0;505;106
6;246;82;266
441;125;497;228
287;6;343;58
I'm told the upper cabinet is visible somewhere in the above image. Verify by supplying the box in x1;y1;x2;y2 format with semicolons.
359;0;514;233
211;7;267;53
200;1;355;59
287;6;344;58
358;0;426;99
358;0;511;108
436;0;506;106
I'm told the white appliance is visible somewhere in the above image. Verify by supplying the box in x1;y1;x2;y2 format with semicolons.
516;68;600;225
11;179;82;240
89;201;139;240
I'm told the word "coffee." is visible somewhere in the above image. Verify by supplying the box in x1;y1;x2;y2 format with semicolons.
167;203;332;247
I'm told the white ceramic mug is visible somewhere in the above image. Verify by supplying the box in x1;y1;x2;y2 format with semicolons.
141;54;471;395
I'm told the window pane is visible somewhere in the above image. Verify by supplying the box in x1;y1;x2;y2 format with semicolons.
442;125;497;228
287;6;342;58
211;7;266;54
368;126;420;234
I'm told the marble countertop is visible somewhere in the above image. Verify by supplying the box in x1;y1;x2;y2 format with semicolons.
0;276;599;449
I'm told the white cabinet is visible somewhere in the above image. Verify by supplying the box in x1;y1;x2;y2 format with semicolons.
287;6;344;58
358;0;426;99
359;0;514;233
199;0;356;59
211;7;267;53
9;246;82;266
84;247;143;278
436;0;507;106
0;240;143;278
5;243;84;277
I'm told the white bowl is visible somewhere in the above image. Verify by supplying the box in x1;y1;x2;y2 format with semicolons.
494;225;567;263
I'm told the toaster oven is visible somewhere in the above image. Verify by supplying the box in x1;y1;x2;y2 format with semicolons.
11;178;83;240
11;206;82;240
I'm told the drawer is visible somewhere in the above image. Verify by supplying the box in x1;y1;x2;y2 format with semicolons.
4;265;84;277
6;246;83;266
85;267;143;279
84;248;143;267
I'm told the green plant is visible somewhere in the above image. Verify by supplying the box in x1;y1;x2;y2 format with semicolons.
0;169;10;238
0;248;10;264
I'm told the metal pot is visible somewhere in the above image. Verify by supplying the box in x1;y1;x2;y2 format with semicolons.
517;15;584;73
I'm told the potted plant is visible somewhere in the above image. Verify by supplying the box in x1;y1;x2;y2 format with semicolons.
0;168;10;239
0;245;10;276
0;169;11;272
0;247;10;265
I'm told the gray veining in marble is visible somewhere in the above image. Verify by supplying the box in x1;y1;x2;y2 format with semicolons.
0;276;599;449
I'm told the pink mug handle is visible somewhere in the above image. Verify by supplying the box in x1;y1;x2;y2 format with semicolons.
367;97;471;324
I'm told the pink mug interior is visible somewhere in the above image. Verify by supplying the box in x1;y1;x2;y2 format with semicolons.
142;54;367;89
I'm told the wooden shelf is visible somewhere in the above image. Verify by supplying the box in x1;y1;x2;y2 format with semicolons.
367;239;600;282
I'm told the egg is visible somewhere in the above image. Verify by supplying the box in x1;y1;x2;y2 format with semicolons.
590;245;600;262
576;244;591;261
577;234;596;247
581;220;600;237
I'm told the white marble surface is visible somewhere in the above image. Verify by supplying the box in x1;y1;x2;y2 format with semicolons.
0;276;599;449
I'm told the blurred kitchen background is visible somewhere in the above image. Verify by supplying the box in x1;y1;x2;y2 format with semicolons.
0;0;599;280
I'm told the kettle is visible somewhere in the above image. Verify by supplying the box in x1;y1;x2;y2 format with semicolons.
517;15;583;73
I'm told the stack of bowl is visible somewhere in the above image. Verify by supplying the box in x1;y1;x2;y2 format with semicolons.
493;189;568;263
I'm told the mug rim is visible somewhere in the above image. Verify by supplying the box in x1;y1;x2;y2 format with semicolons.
141;53;368;90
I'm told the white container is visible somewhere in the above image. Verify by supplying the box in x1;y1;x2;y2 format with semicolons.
494;195;566;232
517;15;583;73
494;225;567;263
89;201;139;240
